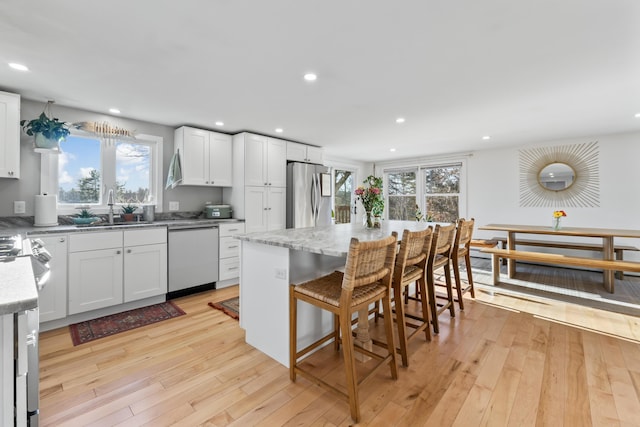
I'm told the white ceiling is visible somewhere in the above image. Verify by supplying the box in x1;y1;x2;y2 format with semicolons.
1;0;639;162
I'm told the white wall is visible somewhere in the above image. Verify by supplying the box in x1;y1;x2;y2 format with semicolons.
469;131;640;260
0;98;225;216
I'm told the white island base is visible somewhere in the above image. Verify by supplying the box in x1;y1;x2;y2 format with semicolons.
240;240;346;367
237;222;436;368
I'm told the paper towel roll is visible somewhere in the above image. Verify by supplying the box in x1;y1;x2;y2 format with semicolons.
34;195;58;227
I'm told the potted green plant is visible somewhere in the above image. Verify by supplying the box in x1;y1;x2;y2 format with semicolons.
73;208;99;225
121;204;137;222
20;102;71;149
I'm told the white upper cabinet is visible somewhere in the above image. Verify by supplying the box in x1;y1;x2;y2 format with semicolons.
244;133;286;187
286;141;323;165
174;126;232;186
0;91;20;179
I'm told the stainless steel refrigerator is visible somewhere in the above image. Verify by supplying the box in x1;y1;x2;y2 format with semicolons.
286;162;332;228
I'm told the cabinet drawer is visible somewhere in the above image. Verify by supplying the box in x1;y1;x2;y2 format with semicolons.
69;231;122;252
219;223;245;237
219;257;239;281
219;236;240;258
124;227;167;246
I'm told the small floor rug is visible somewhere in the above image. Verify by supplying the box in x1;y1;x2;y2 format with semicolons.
208;297;239;320
69;301;185;346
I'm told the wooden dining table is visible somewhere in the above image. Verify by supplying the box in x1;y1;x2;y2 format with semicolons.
478;224;640;292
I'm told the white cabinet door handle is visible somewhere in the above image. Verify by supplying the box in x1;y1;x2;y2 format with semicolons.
116;250;121;254
127;249;132;253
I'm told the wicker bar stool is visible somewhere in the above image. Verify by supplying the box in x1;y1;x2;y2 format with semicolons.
425;223;456;334
289;234;399;423
392;227;434;367
451;218;476;310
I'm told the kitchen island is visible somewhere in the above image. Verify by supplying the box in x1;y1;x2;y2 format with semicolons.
236;221;434;367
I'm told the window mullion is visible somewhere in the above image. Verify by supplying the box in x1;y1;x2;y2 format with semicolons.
101;142;117;207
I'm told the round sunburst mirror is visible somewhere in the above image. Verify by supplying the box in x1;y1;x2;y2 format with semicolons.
519;141;600;207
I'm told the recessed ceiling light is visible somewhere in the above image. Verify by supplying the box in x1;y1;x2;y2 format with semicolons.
9;62;29;71
390;148;396;152
303;73;317;82
215;121;224;126
635;113;640;118
109;108;121;114
275;128;283;133
482;135;491;140
395;118;405;124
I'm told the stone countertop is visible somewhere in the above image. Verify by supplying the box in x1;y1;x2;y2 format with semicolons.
236;221;439;257
0;217;244;236
0;257;38;315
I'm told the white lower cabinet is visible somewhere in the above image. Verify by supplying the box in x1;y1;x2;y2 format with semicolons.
31;234;68;322
123;229;167;302
218;223;245;283
68;228;167;315
68;232;124;315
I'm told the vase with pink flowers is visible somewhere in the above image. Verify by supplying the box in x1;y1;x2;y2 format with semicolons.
355;175;384;228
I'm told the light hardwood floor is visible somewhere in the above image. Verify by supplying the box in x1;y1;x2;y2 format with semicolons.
39;271;640;426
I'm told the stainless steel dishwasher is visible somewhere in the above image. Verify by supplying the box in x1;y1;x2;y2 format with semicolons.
168;224;219;296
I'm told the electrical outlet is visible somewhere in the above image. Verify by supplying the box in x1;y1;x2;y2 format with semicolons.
169;201;179;211
275;268;287;280
14;201;26;214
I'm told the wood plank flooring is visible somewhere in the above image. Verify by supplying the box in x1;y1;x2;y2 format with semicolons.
39;268;640;426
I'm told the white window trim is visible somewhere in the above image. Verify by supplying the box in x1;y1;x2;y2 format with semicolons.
40;132;163;215
381;158;468;220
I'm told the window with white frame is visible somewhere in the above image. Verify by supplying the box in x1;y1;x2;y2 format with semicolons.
383;160;465;222
42;132;163;214
387;170;417;220
422;163;461;222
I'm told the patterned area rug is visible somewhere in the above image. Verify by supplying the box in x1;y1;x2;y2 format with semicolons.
69;301;185;346
208;297;239;320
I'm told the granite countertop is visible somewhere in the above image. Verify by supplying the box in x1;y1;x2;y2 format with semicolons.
236;221;439;257
0;257;38;315
0;217;244;236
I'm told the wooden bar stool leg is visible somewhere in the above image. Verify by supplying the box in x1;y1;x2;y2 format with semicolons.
417;276;431;342
381;294;399;380
393;281;410;367
444;264;455;317
453;256;465;310
339;309;360;422
426;267;439;334
464;252;475;298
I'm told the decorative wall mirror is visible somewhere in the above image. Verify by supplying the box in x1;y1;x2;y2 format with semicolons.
519;141;600;207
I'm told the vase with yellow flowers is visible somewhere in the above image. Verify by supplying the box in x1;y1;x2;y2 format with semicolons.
552;210;567;230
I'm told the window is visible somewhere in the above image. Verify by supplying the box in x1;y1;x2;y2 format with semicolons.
43;132;163;213
387;170;417;220
334;169;353;224
423;164;461;222
383;160;465;222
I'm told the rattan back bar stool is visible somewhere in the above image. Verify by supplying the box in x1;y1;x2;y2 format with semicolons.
425;223;457;334
451;218;476;310
392;227;434;367
289;234;399;423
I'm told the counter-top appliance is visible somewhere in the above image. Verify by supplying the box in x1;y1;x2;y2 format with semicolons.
204;204;232;219
168;223;219;297
286;162;332;228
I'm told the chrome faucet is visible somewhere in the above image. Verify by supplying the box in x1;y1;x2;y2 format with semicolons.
107;189;115;224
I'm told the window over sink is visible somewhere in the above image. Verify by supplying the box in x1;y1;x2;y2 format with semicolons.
40;131;163;214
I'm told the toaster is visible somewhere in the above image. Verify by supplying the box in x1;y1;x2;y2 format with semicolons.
204;204;233;219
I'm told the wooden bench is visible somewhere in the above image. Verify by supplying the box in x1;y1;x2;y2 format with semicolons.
491;237;639;279
480;248;640;293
